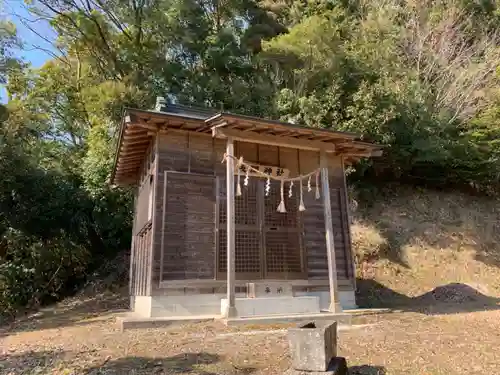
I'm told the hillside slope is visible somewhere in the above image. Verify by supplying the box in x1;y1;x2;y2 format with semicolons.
352;185;500;308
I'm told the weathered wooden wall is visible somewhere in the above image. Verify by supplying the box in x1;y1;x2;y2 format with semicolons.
130;223;152;296
129;141;155;297
152;133;217;288
142;131;354;294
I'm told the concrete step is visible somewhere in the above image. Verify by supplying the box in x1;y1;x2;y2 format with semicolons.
117;313;216;331
224;312;352;326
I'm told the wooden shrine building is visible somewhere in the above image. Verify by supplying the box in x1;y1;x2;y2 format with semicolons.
111;98;381;319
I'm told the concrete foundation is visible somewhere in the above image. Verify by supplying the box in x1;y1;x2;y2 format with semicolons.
221;296;320;317
132;289;356;318
295;291;356;311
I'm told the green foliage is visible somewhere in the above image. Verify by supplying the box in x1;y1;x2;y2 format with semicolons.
0;20;19;84
263;0;500;190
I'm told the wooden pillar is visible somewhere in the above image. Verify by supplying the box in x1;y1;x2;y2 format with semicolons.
320;150;343;313
224;137;238;318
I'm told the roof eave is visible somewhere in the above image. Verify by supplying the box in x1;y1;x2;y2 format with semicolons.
110;108;128;186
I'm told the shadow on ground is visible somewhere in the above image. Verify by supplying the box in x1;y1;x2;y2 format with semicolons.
349;365;386;375
356;279;500;315
0;351;256;375
0;291;128;337
82;353;245;375
0;350;67;375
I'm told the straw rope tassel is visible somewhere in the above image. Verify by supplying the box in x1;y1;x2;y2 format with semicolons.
315;171;320;199
299;179;306;211
277;180;286;213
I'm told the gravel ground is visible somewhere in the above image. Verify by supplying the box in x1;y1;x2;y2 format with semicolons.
1;296;499;375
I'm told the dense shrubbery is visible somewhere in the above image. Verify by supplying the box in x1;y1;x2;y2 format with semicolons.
1;0;499;319
0;131;131;321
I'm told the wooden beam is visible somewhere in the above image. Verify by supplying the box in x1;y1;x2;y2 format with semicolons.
223;137;237;318
119;158;143;163
122;136;149;142
117;164;139;173
124;126;148;134
122;137;149;144
118;158;142;167
204;121;228;134
116;169;139;174
310;135;331;141
121;147;146;156
121;141;149;148
338;149;382;157
120;150;146;157
133;119;158;131
320;150;342;313
115;173;137;179
212;128;336;153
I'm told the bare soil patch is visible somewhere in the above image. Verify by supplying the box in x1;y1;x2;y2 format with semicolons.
1;295;499;375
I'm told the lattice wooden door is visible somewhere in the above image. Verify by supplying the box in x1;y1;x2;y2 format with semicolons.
218;178;305;280
263;180;305;279
218;178;262;280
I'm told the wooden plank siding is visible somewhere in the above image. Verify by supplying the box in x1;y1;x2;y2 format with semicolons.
152;132;190;288
129;142;155;297
136;131;354;295
161;172;216;280
130;222;152;296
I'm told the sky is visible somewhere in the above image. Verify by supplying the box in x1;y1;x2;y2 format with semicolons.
1;0;57;101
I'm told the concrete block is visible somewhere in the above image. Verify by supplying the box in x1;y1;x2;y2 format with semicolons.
150;294;225;317
284;357;347;375
133;296;152;317
294;290;357;310
221;296;320;317
287;321;337;372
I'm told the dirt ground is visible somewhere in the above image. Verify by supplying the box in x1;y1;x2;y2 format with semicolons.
1;293;499;375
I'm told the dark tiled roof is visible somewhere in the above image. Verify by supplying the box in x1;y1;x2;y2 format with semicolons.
156;100;218;120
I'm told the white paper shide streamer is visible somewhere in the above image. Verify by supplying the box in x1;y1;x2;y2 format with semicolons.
244;167;249;186
236;157;243;196
315;171;320;199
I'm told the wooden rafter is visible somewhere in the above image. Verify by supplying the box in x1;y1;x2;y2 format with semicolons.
212;127;337;153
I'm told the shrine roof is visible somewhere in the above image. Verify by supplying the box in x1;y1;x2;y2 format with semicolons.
111;103;382;186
